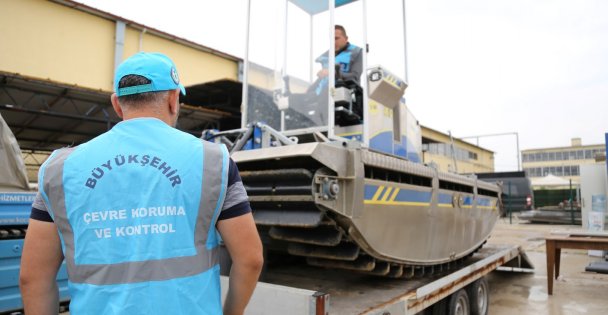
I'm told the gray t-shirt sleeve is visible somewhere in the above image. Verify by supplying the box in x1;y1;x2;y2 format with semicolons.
218;158;252;220
30;191;54;222
32;191;48;211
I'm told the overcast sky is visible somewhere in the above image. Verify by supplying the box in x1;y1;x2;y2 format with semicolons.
76;0;608;171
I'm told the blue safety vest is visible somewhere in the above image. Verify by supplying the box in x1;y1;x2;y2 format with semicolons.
39;118;228;314
315;43;361;95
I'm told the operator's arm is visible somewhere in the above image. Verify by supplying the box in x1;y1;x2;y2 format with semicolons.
20;217;64;315
217;213;263;315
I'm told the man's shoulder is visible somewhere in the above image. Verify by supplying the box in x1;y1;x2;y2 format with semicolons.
348;43;362;53
43;146;80;166
201;138;231;151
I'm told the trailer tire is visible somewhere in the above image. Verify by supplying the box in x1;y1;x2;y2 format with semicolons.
467;277;489;315
427;299;446;315
448;289;470;315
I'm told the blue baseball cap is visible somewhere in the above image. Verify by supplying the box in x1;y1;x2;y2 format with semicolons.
114;52;186;97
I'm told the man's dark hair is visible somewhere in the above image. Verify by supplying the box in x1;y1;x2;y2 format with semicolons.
335;24;347;37
117;75;167;108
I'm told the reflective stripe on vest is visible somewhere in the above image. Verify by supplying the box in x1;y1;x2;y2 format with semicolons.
41;142;228;285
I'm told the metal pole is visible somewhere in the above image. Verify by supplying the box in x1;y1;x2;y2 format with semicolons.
241;0;253;128
515;132;520;171
448;130;458;173
570;179;574;225
309;15;314;83
401;0;408;85
361;0;370;147
508;181;512;224
327;0;336;139
280;0;289;132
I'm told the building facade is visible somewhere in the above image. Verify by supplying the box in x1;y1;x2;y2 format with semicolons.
421;126;494;174
522;138;606;185
1;0;244;183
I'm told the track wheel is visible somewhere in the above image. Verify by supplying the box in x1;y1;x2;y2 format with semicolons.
467;277;489;315
448;288;470;315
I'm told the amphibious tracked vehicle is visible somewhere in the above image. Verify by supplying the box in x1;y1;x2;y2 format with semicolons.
205;0;501;277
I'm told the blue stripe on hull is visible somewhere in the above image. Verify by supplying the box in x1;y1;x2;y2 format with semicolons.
366;185;497;210
364;184;431;206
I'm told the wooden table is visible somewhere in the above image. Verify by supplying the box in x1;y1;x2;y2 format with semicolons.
545;235;608;295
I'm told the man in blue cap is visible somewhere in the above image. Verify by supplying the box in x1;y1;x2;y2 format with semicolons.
20;52;263;315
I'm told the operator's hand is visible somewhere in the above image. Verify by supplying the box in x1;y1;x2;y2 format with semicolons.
317;68;329;78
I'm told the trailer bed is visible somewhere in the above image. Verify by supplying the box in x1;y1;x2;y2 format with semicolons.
227;244;533;315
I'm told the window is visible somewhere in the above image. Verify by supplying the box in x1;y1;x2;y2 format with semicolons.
585;150;593;159
577;150;584;159
571;165;580;176
438;144;445;155
563;151;569;160
543;167;549;176
548;152;555;161
535;153;542;161
541;152;548;161
522;154;528;162
555;166;563;176
594;149;603;155
564;165;571;176
569;151;577;159
430;143;439;154
555;151;563;160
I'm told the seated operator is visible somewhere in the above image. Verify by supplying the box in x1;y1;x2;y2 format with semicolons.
314;24;363;92
286;25;362;129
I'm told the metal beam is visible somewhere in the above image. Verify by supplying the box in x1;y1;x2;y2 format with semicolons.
7;123;100;137
0;104;120;124
0;75;110;104
13;89;69;136
16;136;77;147
36;103;112;148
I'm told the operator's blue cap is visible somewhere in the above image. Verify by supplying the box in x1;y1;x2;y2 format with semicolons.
114;52;186;97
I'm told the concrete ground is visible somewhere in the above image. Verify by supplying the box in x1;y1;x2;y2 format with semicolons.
487;217;608;315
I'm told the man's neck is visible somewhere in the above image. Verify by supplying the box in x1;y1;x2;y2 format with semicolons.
122;111;172;126
337;42;350;55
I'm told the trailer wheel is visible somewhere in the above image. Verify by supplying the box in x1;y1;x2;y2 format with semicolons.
448;289;470;315
467;277;489;315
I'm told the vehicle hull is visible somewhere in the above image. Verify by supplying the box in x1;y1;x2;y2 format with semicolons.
233;142;500;274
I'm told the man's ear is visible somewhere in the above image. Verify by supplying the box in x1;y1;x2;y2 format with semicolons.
168;89;180;115
111;93;124;119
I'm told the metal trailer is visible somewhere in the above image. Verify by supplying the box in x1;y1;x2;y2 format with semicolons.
222;244;533;315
